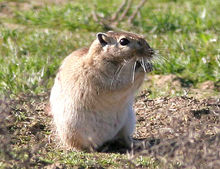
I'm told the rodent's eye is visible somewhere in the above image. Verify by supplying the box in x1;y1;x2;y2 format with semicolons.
119;38;130;46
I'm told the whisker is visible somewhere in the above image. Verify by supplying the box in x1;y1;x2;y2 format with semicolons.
110;64;124;89
111;59;130;89
152;53;167;66
116;62;127;80
131;61;136;84
141;57;146;72
123;59;128;63
145;62;153;72
146;48;167;66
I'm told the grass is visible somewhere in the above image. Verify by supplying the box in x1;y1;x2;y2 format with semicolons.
0;27;92;95
0;0;220;168
0;0;219;97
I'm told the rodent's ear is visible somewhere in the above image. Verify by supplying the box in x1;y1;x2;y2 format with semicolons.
96;33;109;47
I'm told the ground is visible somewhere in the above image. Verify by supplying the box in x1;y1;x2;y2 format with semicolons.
0;0;220;168
1;83;219;168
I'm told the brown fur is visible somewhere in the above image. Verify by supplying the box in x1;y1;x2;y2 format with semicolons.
49;31;154;151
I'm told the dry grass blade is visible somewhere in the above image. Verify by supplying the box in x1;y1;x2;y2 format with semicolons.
128;0;147;24
92;9;115;30
111;0;128;21
92;0;147;30
117;0;132;23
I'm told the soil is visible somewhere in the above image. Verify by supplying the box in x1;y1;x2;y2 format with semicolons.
0;89;219;168
133;91;220;168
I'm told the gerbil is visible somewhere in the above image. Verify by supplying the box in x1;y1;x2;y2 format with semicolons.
49;31;154;151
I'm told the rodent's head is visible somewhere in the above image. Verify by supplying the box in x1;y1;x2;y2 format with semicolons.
88;31;154;73
86;31;154;93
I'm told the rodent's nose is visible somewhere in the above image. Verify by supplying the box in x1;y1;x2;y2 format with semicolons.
137;41;142;46
138;40;150;49
137;41;144;51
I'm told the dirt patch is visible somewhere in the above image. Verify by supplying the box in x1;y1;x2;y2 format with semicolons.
132;91;220;168
0;93;53;168
0;92;219;168
145;74;220;99
134;93;219;139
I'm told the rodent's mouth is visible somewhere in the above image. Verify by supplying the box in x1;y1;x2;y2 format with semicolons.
135;60;142;70
135;59;153;73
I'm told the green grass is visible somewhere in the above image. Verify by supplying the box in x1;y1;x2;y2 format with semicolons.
0;27;93;95
0;0;219;97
